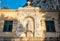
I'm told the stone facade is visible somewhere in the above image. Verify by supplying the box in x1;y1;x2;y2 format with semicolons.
0;0;60;41
0;9;60;41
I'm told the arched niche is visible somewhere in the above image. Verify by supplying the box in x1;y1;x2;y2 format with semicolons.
23;16;35;37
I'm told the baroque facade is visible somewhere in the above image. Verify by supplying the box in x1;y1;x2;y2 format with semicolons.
0;0;60;41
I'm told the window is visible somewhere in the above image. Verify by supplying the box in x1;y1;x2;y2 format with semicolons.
58;0;60;4
3;20;13;32
45;21;56;32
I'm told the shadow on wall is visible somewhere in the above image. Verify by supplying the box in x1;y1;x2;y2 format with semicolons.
16;23;25;32
15;20;26;37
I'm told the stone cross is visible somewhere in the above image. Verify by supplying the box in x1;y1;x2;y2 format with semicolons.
27;1;31;6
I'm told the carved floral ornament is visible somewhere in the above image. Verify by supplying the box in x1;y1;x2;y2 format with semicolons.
16;16;35;37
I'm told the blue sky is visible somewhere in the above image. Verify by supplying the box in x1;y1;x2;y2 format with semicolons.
1;0;27;9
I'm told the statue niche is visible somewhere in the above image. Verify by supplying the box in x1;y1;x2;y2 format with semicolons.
24;16;35;37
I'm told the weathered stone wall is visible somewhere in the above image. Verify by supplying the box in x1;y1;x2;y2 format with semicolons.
40;11;59;37
0;9;59;41
0;9;18;37
17;7;46;38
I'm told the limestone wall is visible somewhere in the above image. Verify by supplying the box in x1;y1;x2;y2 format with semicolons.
17;8;45;38
0;9;18;37
0;9;59;41
40;11;59;37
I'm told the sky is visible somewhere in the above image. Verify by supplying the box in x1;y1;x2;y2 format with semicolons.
1;0;27;9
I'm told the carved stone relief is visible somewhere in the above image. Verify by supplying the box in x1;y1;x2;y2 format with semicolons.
16;6;45;39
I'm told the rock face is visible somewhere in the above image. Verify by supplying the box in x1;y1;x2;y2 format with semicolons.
30;0;60;10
